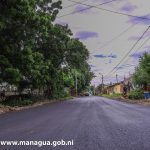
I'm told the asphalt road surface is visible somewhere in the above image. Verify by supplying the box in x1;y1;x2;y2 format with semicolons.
1;96;150;150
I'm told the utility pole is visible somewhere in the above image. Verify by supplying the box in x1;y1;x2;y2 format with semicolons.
124;75;126;81
102;74;104;94
75;71;78;97
102;74;104;89
93;85;95;95
116;74;118;83
99;73;104;94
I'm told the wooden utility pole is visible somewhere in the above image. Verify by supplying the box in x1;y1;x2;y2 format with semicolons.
99;73;104;93
75;72;78;97
102;74;104;88
116;74;118;83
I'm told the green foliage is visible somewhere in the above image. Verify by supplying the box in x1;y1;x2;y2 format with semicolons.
133;53;150;88
102;93;122;99
0;0;93;100
1;99;33;107
2;68;21;85
128;89;144;100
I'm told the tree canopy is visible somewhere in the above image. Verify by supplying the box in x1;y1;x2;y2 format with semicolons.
133;53;150;89
0;0;93;98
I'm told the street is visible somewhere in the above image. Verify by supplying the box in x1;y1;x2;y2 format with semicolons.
0;96;150;150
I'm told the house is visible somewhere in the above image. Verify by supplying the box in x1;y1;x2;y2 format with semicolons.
105;82;124;95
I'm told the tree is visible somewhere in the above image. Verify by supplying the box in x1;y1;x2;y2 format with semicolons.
0;0;62;90
133;53;150;89
0;0;93;100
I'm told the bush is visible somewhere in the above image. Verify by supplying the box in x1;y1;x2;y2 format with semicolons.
128;89;144;100
1;96;33;107
1;99;33;107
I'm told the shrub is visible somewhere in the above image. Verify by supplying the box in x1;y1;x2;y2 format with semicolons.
128;89;144;100
1;97;33;107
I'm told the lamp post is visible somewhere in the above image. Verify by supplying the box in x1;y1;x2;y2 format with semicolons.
99;73;104;94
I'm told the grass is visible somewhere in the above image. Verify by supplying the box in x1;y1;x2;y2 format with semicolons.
101;93;122;99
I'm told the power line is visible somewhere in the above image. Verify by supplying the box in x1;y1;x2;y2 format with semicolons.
107;26;150;77
92;23;137;54
58;0;150;21
106;25;150;77
107;25;150;76
63;0;88;9
117;36;150;72
100;24;136;49
57;0;118;18
94;6;150;21
104;36;150;82
128;37;150;61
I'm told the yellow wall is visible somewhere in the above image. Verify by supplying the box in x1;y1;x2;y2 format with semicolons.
106;84;123;94
114;84;122;94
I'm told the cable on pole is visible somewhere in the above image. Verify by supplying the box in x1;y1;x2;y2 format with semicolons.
57;0;118;18
106;27;150;79
106;25;150;77
63;0;89;9
91;23;137;54
58;0;150;22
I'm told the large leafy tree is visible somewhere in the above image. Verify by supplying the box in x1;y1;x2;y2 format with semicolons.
0;0;62;88
0;0;93;99
133;53;150;89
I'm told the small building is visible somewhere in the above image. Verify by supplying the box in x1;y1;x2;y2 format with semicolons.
105;82;124;95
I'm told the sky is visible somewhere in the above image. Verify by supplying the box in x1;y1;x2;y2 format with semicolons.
55;0;150;86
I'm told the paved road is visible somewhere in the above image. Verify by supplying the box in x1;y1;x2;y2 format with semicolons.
0;96;150;150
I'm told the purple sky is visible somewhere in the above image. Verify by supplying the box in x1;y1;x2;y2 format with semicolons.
73;5;92;14
120;3;136;13
56;0;150;86
131;49;150;59
75;31;99;40
128;14;150;25
94;54;117;58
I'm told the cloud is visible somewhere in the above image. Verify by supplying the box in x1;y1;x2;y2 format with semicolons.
116;64;136;70
120;3;136;13
128;31;150;41
73;5;92;14
75;31;98;40
94;54;106;58
108;54;117;58
130;50;150;59
94;53;117;58
128;14;150;25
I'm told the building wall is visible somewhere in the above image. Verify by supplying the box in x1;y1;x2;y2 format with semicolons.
113;84;123;94
106;84;123;95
